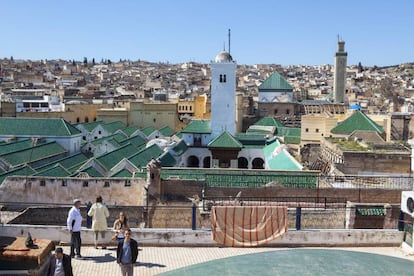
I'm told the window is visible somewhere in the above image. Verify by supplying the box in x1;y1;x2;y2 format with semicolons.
83;136;86;140
104;181;110;188
219;74;223;82
62;180;67;187
286;109;290;115
83;181;88;187
98;131;101;134
315;128;319;133
125;179;131;187
274;109;278;115
40;180;46;187
305;128;309;132
223;74;226;82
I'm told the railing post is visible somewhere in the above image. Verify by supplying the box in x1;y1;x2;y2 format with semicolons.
192;204;196;230
296;207;302;230
398;210;405;231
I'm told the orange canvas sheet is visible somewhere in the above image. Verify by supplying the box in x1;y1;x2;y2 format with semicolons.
211;206;287;247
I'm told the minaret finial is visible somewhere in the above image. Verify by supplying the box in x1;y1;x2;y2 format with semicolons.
228;29;231;55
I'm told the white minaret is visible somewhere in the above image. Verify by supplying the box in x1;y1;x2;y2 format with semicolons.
333;39;347;103
210;50;236;138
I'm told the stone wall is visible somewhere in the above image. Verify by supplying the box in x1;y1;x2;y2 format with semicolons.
0;176;147;206
162;180;204;200
8;206;146;228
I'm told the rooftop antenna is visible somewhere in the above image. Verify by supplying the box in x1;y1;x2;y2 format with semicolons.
337;34;340;42
223;41;226;51
228;29;231;55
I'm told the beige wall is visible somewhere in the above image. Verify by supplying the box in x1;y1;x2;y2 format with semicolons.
0;176;147;205
301;114;338;144
96;108;129;125
12;103;111;124
128;101;179;130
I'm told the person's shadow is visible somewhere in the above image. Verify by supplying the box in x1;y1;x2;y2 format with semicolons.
81;253;116;263
135;262;166;268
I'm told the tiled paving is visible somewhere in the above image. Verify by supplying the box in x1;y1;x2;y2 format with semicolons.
63;246;414;276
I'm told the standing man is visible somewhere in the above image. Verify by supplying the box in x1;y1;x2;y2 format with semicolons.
46;247;73;276
67;199;83;259
87;195;110;249
116;229;138;276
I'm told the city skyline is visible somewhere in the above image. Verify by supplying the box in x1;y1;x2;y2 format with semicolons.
1;0;413;66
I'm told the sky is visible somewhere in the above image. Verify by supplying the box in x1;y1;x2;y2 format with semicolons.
1;0;413;66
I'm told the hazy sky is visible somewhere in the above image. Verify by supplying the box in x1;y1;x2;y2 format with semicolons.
1;0;413;66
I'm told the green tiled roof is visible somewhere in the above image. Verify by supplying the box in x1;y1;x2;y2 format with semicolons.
119;135;147;148
91;133;126;146
208;131;243;148
277;127;301;144
0;165;36;185
74;121;103;132
160;168;317;188
103;121;126;133
78;166;104;177
172;140;188;156
0;142;67;168
0;118;81;136
266;148;303;170
35;153;89;173
258;72;293;91
141;126;157;137
111;169;133;178
121;126;139;137
33;164;71;177
356;207;385;216
255;117;285;128
158;152;176;167
96;144;138;171
263;140;302;170
0;139;33;155
159;126;175;137
128;144;164;169
331;110;384;134
181;120;211;134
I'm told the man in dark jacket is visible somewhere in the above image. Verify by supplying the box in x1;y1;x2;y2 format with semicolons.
46;247;73;276
116;229;138;276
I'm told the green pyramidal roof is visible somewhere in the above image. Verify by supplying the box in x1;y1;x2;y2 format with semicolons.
331;110;384;134
208;131;243;148
255;117;285;128
258;72;293;91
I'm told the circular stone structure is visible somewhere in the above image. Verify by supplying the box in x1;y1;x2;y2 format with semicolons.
159;249;414;275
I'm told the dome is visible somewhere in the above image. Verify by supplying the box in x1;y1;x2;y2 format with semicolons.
214;51;233;63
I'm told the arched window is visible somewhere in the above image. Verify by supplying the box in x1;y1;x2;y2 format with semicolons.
203;156;211;168
187;156;200;167
238;157;248;169
252;158;264;169
223;74;226;82
219;74;223;82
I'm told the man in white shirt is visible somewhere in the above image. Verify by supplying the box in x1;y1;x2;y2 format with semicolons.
66;199;84;258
